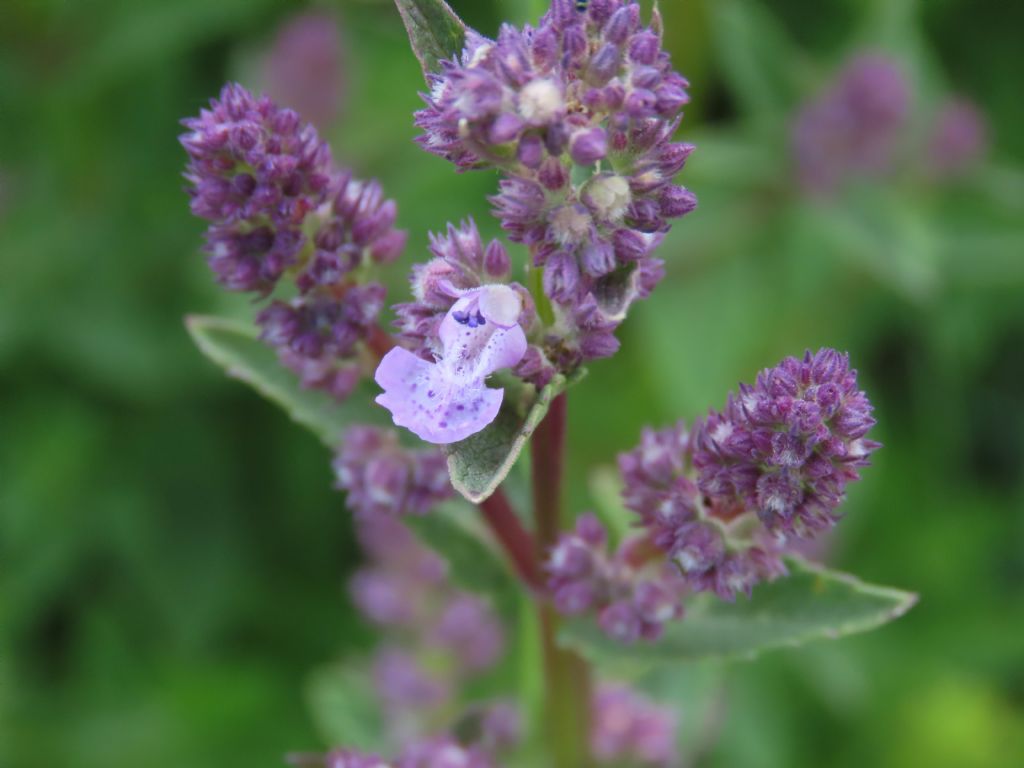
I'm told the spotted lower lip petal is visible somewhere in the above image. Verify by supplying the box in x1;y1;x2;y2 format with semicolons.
375;285;528;444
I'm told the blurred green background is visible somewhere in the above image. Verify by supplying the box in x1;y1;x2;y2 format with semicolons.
1;0;1022;766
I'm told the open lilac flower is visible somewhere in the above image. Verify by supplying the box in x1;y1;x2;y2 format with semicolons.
376;284;528;444
395;219;521;356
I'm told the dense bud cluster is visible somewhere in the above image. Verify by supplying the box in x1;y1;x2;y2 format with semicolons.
693;348;880;538
334;426;452;519
591;684;678;767
393;219;529;361
619;421;787;601
792;55;909;194
548;349;878;642
546;513;686;643
415;0;695;378
181;84;407;399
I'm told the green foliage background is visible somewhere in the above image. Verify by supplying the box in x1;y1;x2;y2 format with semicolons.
1;0;1022;765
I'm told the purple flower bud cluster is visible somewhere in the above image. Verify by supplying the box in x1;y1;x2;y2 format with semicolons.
321;738;498;768
348;516;509;744
546;513;686;643
350;516;449;628
609;349;878;605
181;83;333;291
927;97;988;178
263;11;345;131
618;421;786;601
394;219;527;356
396;738;497;768
591;683;678;767
334;426;452;519
693;348;880;539
181;84;407;399
792;54;910;194
414;1;695;377
323;749;392;768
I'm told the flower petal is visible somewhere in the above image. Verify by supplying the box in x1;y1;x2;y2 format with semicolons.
375;347;504;444
439;288;528;384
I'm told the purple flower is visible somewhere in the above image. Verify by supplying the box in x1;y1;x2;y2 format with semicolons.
350;517;449;631
263;11;345;130
397;738;495;768
181;83;333;292
546;514;686;642
591;683;678;767
927;97;988;178
792;54;910;194
693;348;880;539
324;750;393;768
182;85;408;402
428;594;505;671
618;421;787;601
373;648;451;713
349;516;509;749
477;702;522;752
414;2;696;373
395;220;526;357
334;426;452;518
376;285;528;444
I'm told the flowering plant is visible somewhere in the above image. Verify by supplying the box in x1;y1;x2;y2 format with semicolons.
181;2;915;765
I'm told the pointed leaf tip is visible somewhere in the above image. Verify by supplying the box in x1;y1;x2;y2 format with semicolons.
559;558;917;669
394;0;468;76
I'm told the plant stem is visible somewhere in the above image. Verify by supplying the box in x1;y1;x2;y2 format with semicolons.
479;489;543;590
531;393;592;768
366;324;395;360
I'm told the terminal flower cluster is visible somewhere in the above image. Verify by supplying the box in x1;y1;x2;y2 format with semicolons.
415;0;696;381
692;348;880;538
548;349;878;639
181;84;406;399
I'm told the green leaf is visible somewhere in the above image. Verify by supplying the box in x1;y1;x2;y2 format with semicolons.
708;0;810;117
306;663;385;752
185;315;383;447
559;558;917;669
394;0;468;76
444;370;585;504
